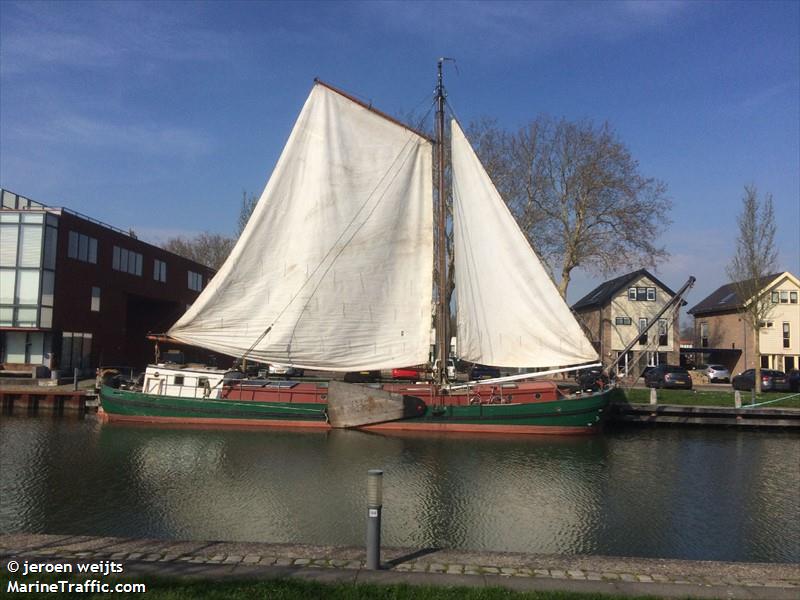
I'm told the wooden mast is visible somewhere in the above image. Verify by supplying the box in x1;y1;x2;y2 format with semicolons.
435;58;450;386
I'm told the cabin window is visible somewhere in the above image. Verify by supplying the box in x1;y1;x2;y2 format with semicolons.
197;377;209;388
173;375;185;386
90;286;101;312
615;316;631;325
783;323;790;349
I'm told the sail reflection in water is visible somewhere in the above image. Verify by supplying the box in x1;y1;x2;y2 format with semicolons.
0;417;798;563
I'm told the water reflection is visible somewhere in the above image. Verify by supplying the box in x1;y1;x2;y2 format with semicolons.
0;416;797;562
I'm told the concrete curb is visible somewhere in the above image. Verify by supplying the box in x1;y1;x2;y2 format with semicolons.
2;533;798;599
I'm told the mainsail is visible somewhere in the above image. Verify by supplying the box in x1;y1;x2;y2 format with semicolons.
451;120;598;367
168;83;434;371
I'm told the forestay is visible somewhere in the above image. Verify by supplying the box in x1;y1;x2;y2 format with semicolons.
169;84;434;371
451;120;598;368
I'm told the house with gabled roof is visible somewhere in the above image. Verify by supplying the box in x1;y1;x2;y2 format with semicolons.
572;269;682;375
687;271;800;374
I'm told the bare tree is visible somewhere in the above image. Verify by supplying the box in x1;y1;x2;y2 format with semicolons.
470;116;672;298
237;190;259;237
162;232;235;271
726;185;778;394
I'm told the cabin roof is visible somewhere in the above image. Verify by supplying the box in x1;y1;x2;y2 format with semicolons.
687;272;786;315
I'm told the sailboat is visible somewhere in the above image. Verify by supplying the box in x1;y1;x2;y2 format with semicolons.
100;62;611;434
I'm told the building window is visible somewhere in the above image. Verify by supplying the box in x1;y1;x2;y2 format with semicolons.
154;259;167;282
188;270;203;292
791;291;798;304
658;319;668;346
173;375;185;386
67;231;98;264
772;291;779;303
700;322;708;348
112;246;142;276
91;286;101;312
615;316;632;326
759;320;774;328
784;323;790;349
780;291;788;303
638;317;648;345
629;286;656;301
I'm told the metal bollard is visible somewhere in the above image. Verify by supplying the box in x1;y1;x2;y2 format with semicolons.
734;390;742;409
73;368;79;391
649;386;657;405
366;469;383;570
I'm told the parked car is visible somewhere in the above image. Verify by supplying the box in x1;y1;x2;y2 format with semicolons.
788;370;800;392
644;365;693;390
575;367;610;391
731;369;790;392
469;364;501;380
343;370;380;383
267;363;304;377
392;367;424;380
705;364;731;383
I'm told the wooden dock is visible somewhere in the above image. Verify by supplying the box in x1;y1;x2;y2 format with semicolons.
0;389;96;414
610;401;800;428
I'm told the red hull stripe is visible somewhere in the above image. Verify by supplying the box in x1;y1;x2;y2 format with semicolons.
100;410;593;435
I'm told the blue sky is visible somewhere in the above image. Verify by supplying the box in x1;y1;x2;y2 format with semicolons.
1;0;798;309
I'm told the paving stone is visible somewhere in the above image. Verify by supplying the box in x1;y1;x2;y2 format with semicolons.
517;568;533;576
764;581;791;587
275;558;294;566
189;557;206;564
330;559;348;568
142;554;162;562
260;557;277;566
673;580;691;585
568;570;586;579
464;570;481;576
393;563;413;572
110;552;128;560
428;563;446;573
411;563;428;572
160;554;181;562
75;552;93;558
447;565;464;574
743;581;764;587
620;574;637;582
344;560;362;570
224;555;243;564
293;558;311;566
636;574;654;583
127;552;144;560
533;569;550;577
208;554;226;562
482;566;500;574
500;567;517;576
586;572;603;581
550;570;567;579
651;574;670;582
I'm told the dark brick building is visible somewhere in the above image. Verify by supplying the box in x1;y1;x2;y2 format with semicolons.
1;189;217;374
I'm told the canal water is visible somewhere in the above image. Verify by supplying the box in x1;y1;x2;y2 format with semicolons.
1;415;798;563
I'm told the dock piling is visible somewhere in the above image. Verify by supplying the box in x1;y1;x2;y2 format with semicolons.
366;469;383;570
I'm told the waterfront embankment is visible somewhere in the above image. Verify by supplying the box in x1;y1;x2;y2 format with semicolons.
2;534;798;599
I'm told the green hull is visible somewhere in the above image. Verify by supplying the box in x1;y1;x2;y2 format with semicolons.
100;385;609;434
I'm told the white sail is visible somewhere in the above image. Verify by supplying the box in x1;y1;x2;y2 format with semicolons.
451;120;598;368
168;84;434;371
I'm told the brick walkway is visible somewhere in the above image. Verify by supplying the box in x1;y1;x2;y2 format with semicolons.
2;533;798;599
